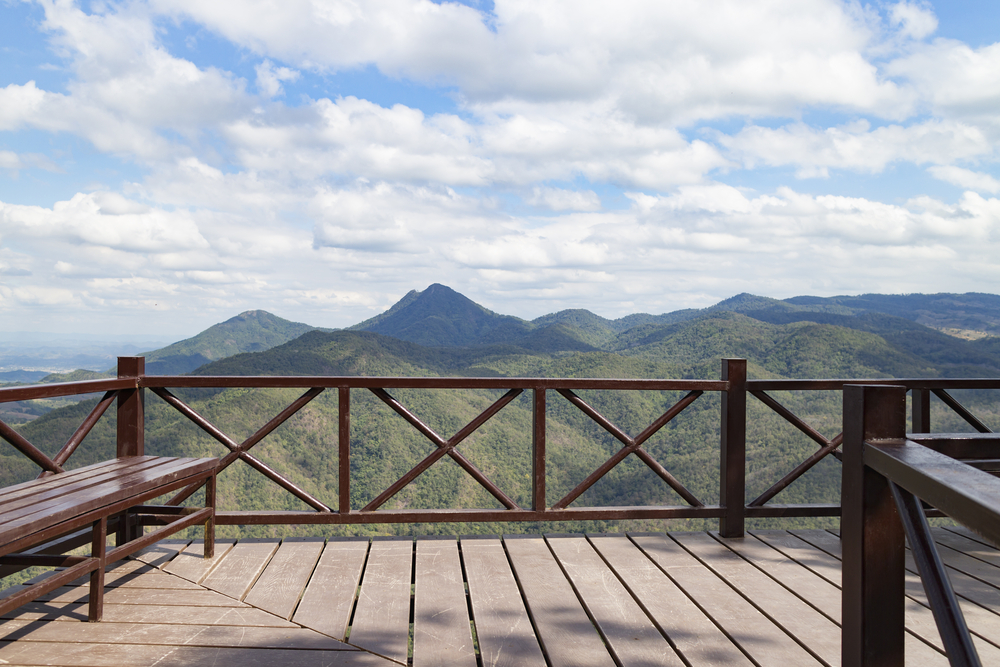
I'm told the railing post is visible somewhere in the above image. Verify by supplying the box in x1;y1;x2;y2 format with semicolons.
911;388;931;433
720;358;746;537
842;384;907;667
116;357;145;458
533;388;546;513
339;386;351;514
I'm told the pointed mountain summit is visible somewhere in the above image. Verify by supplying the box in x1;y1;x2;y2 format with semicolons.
351;284;534;346
142;310;319;374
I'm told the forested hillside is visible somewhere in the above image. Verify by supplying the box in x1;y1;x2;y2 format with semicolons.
7;294;1000;538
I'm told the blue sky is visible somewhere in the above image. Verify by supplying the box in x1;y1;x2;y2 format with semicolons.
1;0;999;336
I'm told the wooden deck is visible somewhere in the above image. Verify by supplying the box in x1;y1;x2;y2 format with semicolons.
1;528;999;666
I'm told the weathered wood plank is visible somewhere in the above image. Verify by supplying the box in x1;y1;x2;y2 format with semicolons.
547;534;682;666
0;618;355;650
348;536;413;664
37;585;248;607
673;532;842;666
2;602;299;626
0;641;395;666
503;535;613;667
631;533;823;667
244;537;324;620
293;537;369;640
131;539;190;569
412;537;476;667
935;527;1000;569
461;537;545;667
751;530;843;588
593;534;753;667
200;538;279;601
162;539;235;584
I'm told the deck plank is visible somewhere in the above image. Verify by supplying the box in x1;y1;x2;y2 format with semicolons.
547;534;683;666
162;539;236;584
631;533;824;667
503;535;614;667
0;641;395;666
243;537;325;620
200;539;279;601
461;537;546;667
293;537;369;640
673;532;842;666
36;586;249;607
591;534;753;667
412;537;476;667
3;602;299;626
348;536;413;664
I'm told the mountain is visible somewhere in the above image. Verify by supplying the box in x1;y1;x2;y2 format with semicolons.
139;310;322;375
351;283;536;347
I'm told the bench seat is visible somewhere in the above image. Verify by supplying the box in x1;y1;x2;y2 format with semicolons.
0;456;217;621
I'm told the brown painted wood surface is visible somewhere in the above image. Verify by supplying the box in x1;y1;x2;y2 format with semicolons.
503;535;614;667
461;537;546;667
293;537;369;640
346;536;413;664
243;537;324;620
412;537;476;667
590;534;753;667
4;530;1000;665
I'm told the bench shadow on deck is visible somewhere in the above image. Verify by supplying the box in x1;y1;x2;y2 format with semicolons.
1;528;999;666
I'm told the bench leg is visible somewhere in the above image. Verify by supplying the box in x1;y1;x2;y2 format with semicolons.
204;473;216;559
89;517;107;622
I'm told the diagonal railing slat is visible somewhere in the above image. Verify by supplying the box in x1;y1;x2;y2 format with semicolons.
363;388;522;511
0;419;63;475
747;389;844;507
154;386;329;510
552;389;704;509
36;391;120;479
932;388;993;434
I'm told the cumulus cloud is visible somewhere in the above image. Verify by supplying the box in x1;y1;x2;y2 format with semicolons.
255;60;300;98
528;187;601;211
928;165;1000;194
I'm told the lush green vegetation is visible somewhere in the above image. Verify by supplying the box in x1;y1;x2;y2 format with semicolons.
4;288;1000;540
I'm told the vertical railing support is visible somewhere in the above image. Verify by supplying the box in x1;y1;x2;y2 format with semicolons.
533;388;546;513
842;384;907;667
720;358;746;537
912;388;931;433
116;357;145;458
339;387;351;514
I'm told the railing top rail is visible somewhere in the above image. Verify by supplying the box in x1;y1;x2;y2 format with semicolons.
749;378;1000;391
865;436;1000;547
0;378;137;404
137;376;731;391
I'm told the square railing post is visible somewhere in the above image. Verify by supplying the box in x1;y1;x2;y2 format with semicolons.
116;357;145;458
720;358;746;537
911;388;931;433
842;384;907;667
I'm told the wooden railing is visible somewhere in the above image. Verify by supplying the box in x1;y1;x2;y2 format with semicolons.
1;357;997;538
842;384;1000;667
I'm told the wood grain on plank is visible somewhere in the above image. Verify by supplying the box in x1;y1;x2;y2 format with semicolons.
348;536;413;664
461;537;546;667
2;602;299;626
673;532;841;667
162;539;235;584
0;618;355;650
37;585;249;607
547;534;682;667
131;539;189;569
503;535;614;667
412;537;476;667
592;534;753;667
631;533;823;667
244;537;324;620
293;537;369;640
751;531;843;588
0;641;395;666
200;538;279;601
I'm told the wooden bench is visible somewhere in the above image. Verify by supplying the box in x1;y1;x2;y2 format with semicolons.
0;455;217;621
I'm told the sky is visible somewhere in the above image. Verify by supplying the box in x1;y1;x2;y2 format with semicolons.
1;0;999;337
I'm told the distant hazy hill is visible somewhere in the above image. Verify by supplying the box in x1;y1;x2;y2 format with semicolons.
140;310;322;375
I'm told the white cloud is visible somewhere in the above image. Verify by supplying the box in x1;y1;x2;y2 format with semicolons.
528;187;601;211
888;2;937;41
928;165;1000;194
255;60;300;98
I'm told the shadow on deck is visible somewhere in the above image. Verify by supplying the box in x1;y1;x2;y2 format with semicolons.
2;528;999;666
